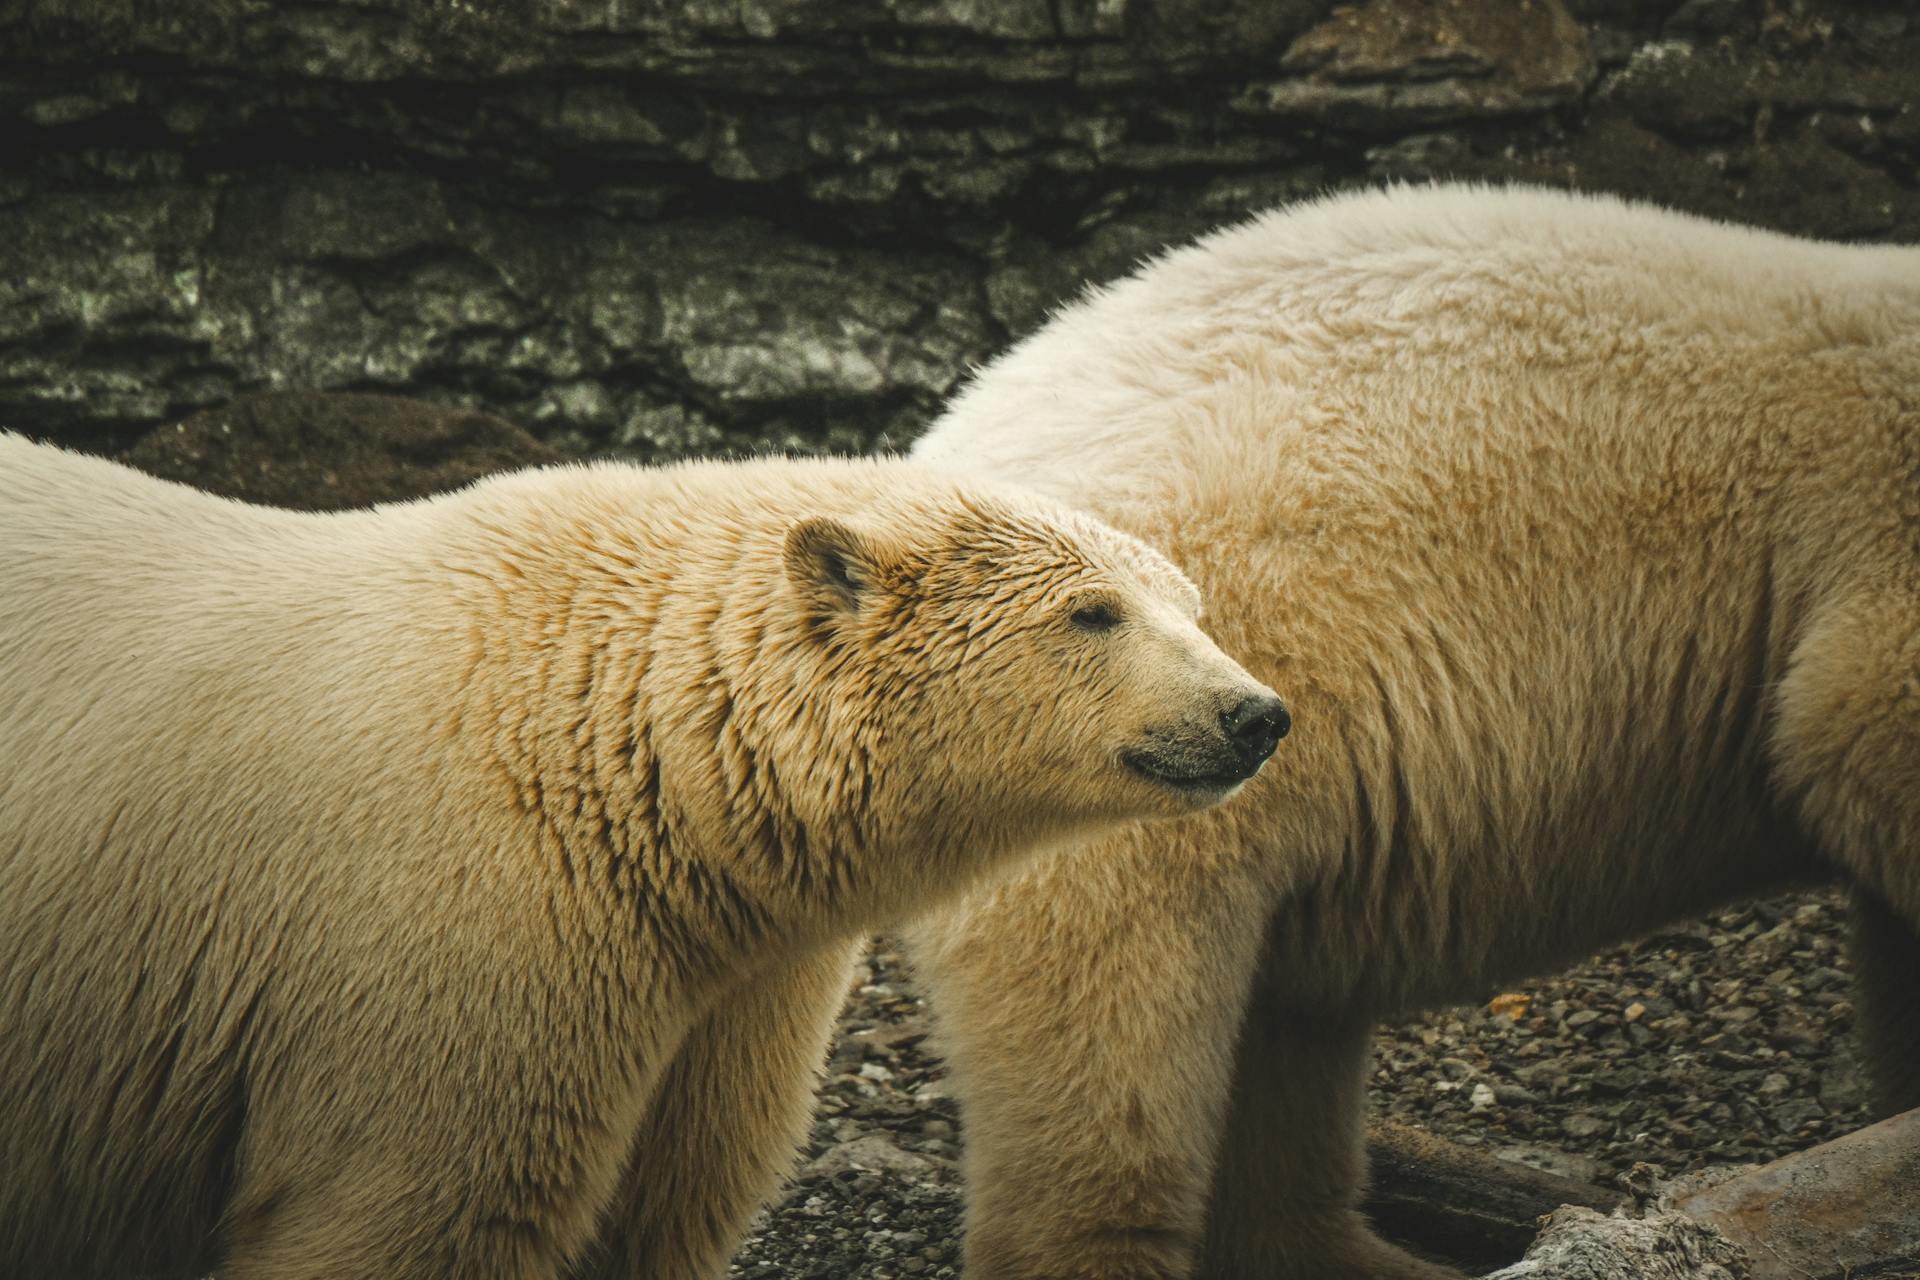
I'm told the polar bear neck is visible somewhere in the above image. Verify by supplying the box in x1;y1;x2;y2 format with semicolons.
433;461;994;986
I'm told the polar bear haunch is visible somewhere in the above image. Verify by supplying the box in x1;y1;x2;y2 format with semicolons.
0;439;1281;1279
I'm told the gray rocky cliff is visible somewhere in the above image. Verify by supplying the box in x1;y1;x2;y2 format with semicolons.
4;0;1917;458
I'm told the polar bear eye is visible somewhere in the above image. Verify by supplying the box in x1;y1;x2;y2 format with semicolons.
1068;600;1122;633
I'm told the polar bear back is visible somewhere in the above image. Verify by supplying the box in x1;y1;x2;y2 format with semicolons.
1;438;460;882
918;184;1920;515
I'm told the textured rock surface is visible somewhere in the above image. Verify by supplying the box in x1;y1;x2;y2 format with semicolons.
6;0;1920;456
1672;1107;1920;1280
1480;1206;1751;1280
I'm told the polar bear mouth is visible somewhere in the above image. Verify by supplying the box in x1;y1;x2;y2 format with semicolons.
1121;748;1257;796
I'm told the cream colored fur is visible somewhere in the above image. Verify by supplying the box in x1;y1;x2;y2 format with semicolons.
0;440;1278;1280
899;183;1920;1279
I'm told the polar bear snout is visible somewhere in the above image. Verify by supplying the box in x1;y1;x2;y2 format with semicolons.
1122;686;1288;805
1222;693;1289;768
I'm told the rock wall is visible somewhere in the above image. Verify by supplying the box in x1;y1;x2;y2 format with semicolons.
4;0;1917;458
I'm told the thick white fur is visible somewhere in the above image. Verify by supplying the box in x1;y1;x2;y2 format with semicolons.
0;441;1275;1279
904;184;1920;1279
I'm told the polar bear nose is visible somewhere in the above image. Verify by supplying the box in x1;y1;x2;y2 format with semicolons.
1222;694;1290;766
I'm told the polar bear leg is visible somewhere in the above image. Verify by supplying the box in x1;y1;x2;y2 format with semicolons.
1848;886;1920;1113
218;1181;565;1280
1200;982;1460;1280
222;1237;559;1280
571;940;862;1280
1772;588;1920;1116
908;838;1277;1280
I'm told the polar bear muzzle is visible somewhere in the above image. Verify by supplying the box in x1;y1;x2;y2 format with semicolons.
1123;690;1289;802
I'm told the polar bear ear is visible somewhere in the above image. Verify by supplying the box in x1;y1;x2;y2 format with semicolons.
784;516;895;620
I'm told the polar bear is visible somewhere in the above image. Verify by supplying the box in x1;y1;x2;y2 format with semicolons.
903;184;1920;1279
0;439;1285;1280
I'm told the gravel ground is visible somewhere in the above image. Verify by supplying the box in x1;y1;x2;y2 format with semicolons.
1372;889;1873;1188
729;889;1881;1278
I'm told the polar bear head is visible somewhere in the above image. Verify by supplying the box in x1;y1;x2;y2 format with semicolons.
780;487;1287;843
